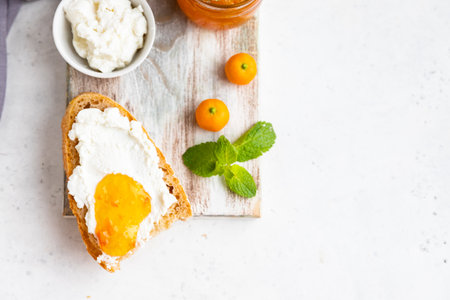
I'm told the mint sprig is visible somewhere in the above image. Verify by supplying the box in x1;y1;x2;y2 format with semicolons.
182;121;276;198
233;122;276;162
215;136;238;165
182;142;224;177
224;165;257;198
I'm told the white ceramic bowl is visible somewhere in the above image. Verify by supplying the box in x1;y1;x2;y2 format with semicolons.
52;0;156;78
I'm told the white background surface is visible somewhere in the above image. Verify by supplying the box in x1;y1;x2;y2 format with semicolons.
2;0;450;299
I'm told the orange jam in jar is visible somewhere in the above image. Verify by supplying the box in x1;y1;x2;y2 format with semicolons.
177;0;262;30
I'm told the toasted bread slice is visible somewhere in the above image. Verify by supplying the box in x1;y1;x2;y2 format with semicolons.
62;92;192;272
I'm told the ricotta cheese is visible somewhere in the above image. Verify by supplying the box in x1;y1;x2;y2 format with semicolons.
64;0;147;73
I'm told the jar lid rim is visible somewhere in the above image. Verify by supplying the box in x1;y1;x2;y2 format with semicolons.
196;0;256;9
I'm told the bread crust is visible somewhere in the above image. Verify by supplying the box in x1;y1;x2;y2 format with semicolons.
61;92;192;272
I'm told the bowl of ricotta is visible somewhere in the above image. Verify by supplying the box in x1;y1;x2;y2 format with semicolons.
53;0;155;78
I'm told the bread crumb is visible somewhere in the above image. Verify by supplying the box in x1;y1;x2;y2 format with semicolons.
201;233;208;239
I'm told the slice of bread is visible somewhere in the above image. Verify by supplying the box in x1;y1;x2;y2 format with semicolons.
62;92;192;272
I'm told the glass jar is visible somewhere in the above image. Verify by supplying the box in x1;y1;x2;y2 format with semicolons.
177;0;262;30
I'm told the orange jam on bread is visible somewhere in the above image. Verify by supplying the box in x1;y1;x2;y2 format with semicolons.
177;0;261;30
94;174;151;257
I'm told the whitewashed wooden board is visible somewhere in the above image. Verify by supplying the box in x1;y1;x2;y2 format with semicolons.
64;0;260;217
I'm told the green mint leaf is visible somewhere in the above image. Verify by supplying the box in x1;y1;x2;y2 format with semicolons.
224;165;257;198
182;142;224;177
233;121;276;162
214;136;238;165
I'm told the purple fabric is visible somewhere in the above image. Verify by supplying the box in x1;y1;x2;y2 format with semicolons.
7;0;22;33
0;1;7;120
0;0;23;120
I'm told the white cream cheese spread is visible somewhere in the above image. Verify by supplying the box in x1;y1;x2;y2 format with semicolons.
64;0;147;73
67;108;177;264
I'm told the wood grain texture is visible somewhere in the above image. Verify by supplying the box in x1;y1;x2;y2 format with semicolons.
64;0;260;217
